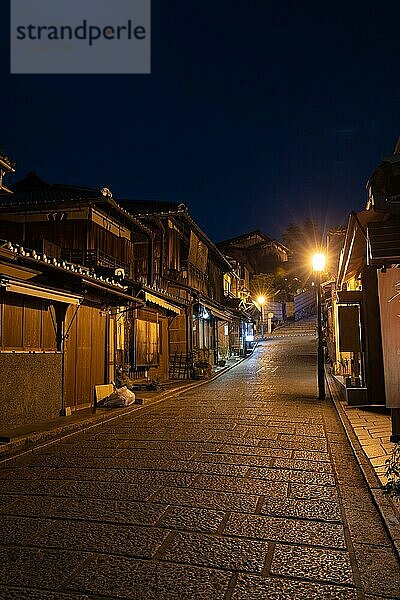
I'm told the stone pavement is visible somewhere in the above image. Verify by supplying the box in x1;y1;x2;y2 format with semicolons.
332;393;394;485
0;335;400;599
269;318;396;487
0;358;243;457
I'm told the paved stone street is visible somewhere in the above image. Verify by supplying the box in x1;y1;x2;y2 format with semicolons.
0;334;399;599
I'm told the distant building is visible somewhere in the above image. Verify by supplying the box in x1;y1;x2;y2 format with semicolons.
217;230;290;331
217;230;289;275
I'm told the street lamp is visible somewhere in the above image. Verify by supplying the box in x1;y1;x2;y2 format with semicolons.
257;295;266;340
312;253;326;400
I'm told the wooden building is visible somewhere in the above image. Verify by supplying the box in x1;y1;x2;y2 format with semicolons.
329;148;400;441
217;230;290;335
0;237;135;430
121;200;236;374
331;210;387;406
220;257;255;356
0;173;181;383
217;230;289;275
0;172;251;405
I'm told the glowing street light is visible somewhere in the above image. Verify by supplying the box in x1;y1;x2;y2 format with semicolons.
312;253;326;273
312;252;326;400
257;295;266;340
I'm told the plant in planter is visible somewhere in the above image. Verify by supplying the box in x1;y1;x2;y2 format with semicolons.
218;345;228;367
383;442;400;499
116;364;134;388
193;360;213;380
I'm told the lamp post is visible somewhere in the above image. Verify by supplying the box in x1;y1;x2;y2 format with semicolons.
257;295;266;340
312;253;326;400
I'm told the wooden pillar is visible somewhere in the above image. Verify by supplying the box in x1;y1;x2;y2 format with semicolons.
53;302;69;416
147;236;154;286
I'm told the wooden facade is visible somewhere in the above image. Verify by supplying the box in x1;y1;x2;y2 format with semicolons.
0;173;176;383
122;202;237;371
330;201;400;439
0;170;250;434
63;302;107;410
377;268;400;409
0;292;57;351
0;236;135;428
132;307;170;380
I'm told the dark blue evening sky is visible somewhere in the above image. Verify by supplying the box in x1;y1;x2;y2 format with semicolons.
1;1;399;242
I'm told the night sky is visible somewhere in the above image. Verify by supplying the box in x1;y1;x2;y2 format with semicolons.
1;1;399;243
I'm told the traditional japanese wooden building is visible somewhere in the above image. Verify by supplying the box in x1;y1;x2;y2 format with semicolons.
0;237;136;430
217;230;289;275
329;147;400;441
0;173;181;384
217;230;290;334
120;200;237;374
219;256;255;355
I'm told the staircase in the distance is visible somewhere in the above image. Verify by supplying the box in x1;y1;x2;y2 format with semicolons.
267;317;317;338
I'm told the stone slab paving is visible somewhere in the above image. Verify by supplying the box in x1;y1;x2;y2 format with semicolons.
0;336;400;599
333;391;395;483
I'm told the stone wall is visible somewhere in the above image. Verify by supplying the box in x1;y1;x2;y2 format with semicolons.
0;353;62;431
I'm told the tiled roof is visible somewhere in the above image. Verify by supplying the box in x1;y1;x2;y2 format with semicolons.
0;174;158;237
0;238;127;291
217;230;272;247
121;199;232;271
0;172;100;207
224;297;244;310
217;230;290;258
119;199;186;215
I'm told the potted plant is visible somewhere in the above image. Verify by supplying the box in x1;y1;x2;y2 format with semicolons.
383;443;400;500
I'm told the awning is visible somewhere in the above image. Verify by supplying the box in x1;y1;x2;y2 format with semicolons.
337;210;387;288
199;300;231;321
0;277;82;304
84;279;139;303
144;291;181;314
